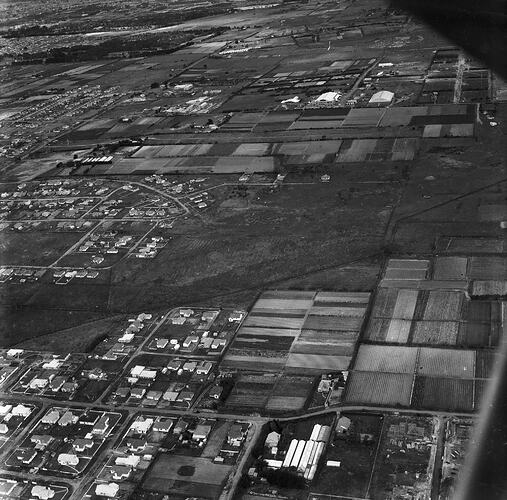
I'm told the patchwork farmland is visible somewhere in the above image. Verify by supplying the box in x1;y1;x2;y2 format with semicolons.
345;344;495;411
222;290;370;376
222;290;370;413
365;257;503;347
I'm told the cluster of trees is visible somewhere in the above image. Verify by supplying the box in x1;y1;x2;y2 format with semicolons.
7;4;233;39
265;469;306;489
12;26;230;64
6;25;56;38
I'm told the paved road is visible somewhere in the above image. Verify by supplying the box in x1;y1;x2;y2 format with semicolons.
431;416;447;499
220;422;262;500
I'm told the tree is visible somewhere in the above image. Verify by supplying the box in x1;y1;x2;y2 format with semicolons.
265;469;305;489
238;474;250;489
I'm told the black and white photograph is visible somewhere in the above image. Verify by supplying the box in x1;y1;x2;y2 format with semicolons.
0;0;505;499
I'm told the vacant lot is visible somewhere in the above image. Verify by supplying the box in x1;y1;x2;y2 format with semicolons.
0;306;106;347
14;316;123;353
143;453;232;499
0;231;82;267
313;413;382;498
109;177;398;314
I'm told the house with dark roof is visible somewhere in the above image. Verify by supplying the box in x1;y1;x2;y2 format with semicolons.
227;424;247;447
126;438;147;453
30;435;53;450
16;448;37;465
92;415;110;436
111;465;131;481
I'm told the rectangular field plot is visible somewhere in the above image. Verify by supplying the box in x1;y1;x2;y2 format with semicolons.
231;334;295;353
289;341;355;356
265;375;314;411
353;345;418;373
464;300;502;323
475;350;497;378
232;143;270;156
422;291;464;321
132;145;163;158
384;268;428;281
314;291;371;304
265;396;308;411
236;326;300;337
449;123;475;137
416;348;475;378
242;315;306;329
370;288;398;317
248;308;308;317
391;138;419;161
212;156;276;173
474;379;488;409
253;291;315;310
226;289;368;375
423;124;442;137
259;111;300;123
302;315;364;331
155;144;214;157
289;119;344;129
385;318;413;343
251;297;315;309
285;353;350;373
144;454;231;499
260;290;317;299
438;237;504;254
412;377;474;412
477;204;505;222
225;375;276;409
379;106;427;126
392;289;419;319
293;329;359;356
433;257;468;280
308;306;367;317
345;372;413;406
457;322;498;347
76;118;115;131
387;259;430;270
469;257;507;280
274;140;342;156
382;259;429;282
365;318;410;343
411;321;460;345
220;355;286;372
336;139;377;162
341;108;385;127
471;281;507;296
297;328;359;343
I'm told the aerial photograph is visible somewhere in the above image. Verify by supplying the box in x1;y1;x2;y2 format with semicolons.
0;0;505;499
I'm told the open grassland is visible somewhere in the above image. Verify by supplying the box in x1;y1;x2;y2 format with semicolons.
12;315;123;353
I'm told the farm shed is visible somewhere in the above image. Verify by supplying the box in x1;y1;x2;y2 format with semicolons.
368;90;394;106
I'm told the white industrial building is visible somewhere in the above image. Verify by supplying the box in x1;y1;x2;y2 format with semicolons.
268;424;332;481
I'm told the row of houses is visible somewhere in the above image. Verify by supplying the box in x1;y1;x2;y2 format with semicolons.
112;358;216;408
0;403;33;436
10;408;120;477
0;478;58;500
